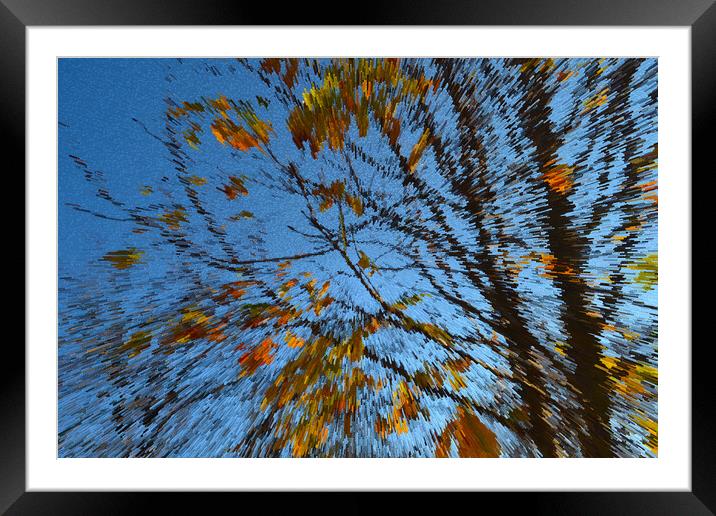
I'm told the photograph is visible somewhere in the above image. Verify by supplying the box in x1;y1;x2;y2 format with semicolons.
57;57;658;459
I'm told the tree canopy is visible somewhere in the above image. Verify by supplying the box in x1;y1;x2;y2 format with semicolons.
58;57;658;458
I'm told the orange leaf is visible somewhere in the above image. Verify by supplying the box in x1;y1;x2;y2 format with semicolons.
220;176;249;200
436;408;500;458
239;337;277;376
542;164;574;194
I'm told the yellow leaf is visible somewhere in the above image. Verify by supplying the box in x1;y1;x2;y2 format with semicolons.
229;210;254;221
118;330;152;358
187;175;207;186
284;331;305;348
159;208;188;230
101;248;144;270
407;128;431;173
628;253;657;291
583;88;609;113
346;194;364;216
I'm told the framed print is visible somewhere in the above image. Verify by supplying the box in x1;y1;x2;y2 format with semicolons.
5;0;711;513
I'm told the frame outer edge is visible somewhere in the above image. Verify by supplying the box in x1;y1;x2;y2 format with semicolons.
7;0;711;512
692;1;716;514
0;0;715;26
0;0;27;514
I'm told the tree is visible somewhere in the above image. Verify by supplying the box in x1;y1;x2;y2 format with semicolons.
58;58;658;458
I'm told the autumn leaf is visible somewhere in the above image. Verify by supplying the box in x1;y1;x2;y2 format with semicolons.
557;70;574;82
554;341;571;357
375;381;422;438
444;356;471;390
407;128;431;173
582;88;609;113
261;58;300;88
239;337;278;377
212;121;258;151
117;330;152;358
172;95;273;153
391;292;428;311
348;331;364;362
435;408;500;458
316;281;330;298
101;248;144;269
399;317;452;347
630;144;658;176
599;356;657;399
313;180;346;212
542;164;574;194
240;303;275;329
633;414;658;455
357;251;371;269
536;253;576;280
158;307;227;352
159;208;188;230
209;95;232;116
288;59;434;157
628;253;657;291
220;176;249;200
278;279;299;298
229;210;254;221
183;122;202;149
167;100;204;118
187;175;207;186
284;331;305;349
215;280;254;303
313;295;334;316
345;194;364;216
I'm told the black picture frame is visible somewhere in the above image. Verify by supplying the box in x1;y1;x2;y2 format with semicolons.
3;1;710;514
